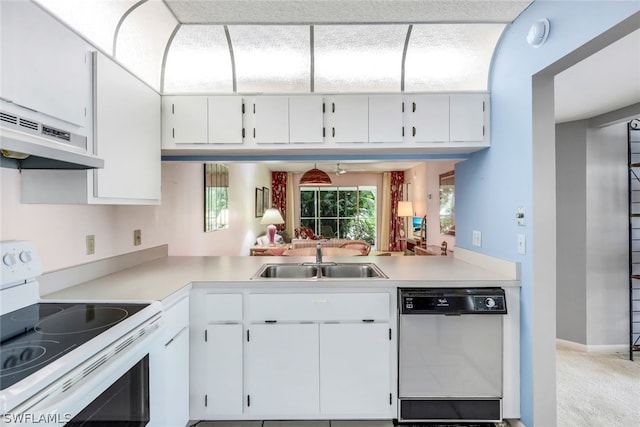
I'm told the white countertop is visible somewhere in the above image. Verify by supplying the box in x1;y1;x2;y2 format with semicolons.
43;254;519;302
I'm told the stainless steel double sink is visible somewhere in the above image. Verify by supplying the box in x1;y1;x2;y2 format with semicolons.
251;262;388;280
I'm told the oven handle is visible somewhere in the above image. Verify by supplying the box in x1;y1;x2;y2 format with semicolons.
11;317;160;426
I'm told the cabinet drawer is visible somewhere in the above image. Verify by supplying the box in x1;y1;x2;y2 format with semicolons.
163;295;189;340
206;293;243;322
248;293;389;322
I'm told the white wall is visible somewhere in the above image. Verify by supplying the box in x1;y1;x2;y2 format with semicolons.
161;162;271;256
0;168;166;272
585;123;629;346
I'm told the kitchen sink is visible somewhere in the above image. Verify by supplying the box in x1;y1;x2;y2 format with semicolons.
256;264;319;278
251;263;387;280
320;263;387;278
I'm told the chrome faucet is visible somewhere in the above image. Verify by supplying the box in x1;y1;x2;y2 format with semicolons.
316;242;323;264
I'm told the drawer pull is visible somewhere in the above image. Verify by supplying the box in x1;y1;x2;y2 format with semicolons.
312;299;328;303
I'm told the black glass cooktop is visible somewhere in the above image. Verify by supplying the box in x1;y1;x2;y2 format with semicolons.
0;302;148;390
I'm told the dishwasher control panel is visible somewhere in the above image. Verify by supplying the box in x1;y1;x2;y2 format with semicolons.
400;288;507;314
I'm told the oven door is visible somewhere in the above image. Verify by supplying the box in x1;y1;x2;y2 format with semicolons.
9;316;161;427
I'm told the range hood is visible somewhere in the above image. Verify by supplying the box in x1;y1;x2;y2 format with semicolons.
0;110;104;169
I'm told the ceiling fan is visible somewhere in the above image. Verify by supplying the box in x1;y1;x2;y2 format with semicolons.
335;163;347;175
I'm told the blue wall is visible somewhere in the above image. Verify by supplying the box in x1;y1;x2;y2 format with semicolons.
456;1;640;425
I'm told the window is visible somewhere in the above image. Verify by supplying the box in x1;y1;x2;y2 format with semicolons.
439;171;455;235
300;186;377;245
204;163;229;232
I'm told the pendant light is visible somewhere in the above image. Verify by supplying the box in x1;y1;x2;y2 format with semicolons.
299;164;332;186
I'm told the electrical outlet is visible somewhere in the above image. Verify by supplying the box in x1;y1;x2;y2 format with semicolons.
134;229;142;246
86;235;95;255
472;230;482;247
517;234;526;254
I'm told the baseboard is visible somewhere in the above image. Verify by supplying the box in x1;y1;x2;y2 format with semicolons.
39;245;168;296
556;338;628;354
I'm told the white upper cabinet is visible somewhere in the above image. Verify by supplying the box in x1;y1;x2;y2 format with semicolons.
289;96;323;143
93;53;161;202
410;94;450;142
0;1;91;129
327;95;369;143
20;52;161;205
253;96;289;144
208;96;243;144
369;95;403;143
162;96;208;144
449;94;486;142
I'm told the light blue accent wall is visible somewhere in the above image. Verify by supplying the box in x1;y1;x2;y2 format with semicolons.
455;1;640;425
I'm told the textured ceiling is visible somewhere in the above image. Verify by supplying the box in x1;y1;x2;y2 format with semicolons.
164;0;534;24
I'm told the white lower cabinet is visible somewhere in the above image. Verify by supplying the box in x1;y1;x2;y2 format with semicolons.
206;324;244;416
247;324;320;415
190;289;396;421
163;327;190;425
319;323;391;416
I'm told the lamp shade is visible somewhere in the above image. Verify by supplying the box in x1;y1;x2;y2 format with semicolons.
260;208;285;225
299;167;332;185
397;201;414;217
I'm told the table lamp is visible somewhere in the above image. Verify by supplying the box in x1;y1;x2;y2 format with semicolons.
397;201;414;237
260;208;285;245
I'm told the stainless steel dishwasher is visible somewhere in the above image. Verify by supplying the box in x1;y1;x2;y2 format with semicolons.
398;288;507;423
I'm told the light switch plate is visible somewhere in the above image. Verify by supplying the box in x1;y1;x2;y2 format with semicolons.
517;234;526;254
472;230;482;247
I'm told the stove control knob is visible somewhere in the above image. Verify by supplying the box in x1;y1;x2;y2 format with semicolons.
19;251;32;263
484;297;496;308
3;253;17;267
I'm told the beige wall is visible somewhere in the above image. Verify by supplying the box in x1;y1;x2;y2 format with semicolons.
405;161;458;247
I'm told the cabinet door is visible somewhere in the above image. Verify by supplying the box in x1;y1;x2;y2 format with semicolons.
206;324;244;416
413;94;449;142
253;96;289;143
369;95;403;143
94;53;161;201
330;95;368;143
247;324;319;415
0;1;91;127
163;96;208;144
163;327;190;426
208;96;243;144
449;94;486;142
289;96;323;143
320;323;391;416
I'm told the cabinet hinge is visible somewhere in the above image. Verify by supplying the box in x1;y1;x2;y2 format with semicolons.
389;328;392;340
205;395;208;407
205;329;208;342
247;329;250;342
247;395;251;407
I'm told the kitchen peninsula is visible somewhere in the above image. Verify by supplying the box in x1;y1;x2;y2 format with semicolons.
41;248;520;425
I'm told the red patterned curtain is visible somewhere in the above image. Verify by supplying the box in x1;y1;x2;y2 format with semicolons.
271;172;287;231
389;171;404;251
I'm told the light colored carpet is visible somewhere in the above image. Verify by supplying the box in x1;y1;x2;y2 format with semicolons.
557;344;640;426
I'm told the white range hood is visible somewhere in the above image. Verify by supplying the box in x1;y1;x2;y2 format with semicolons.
0;109;104;169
